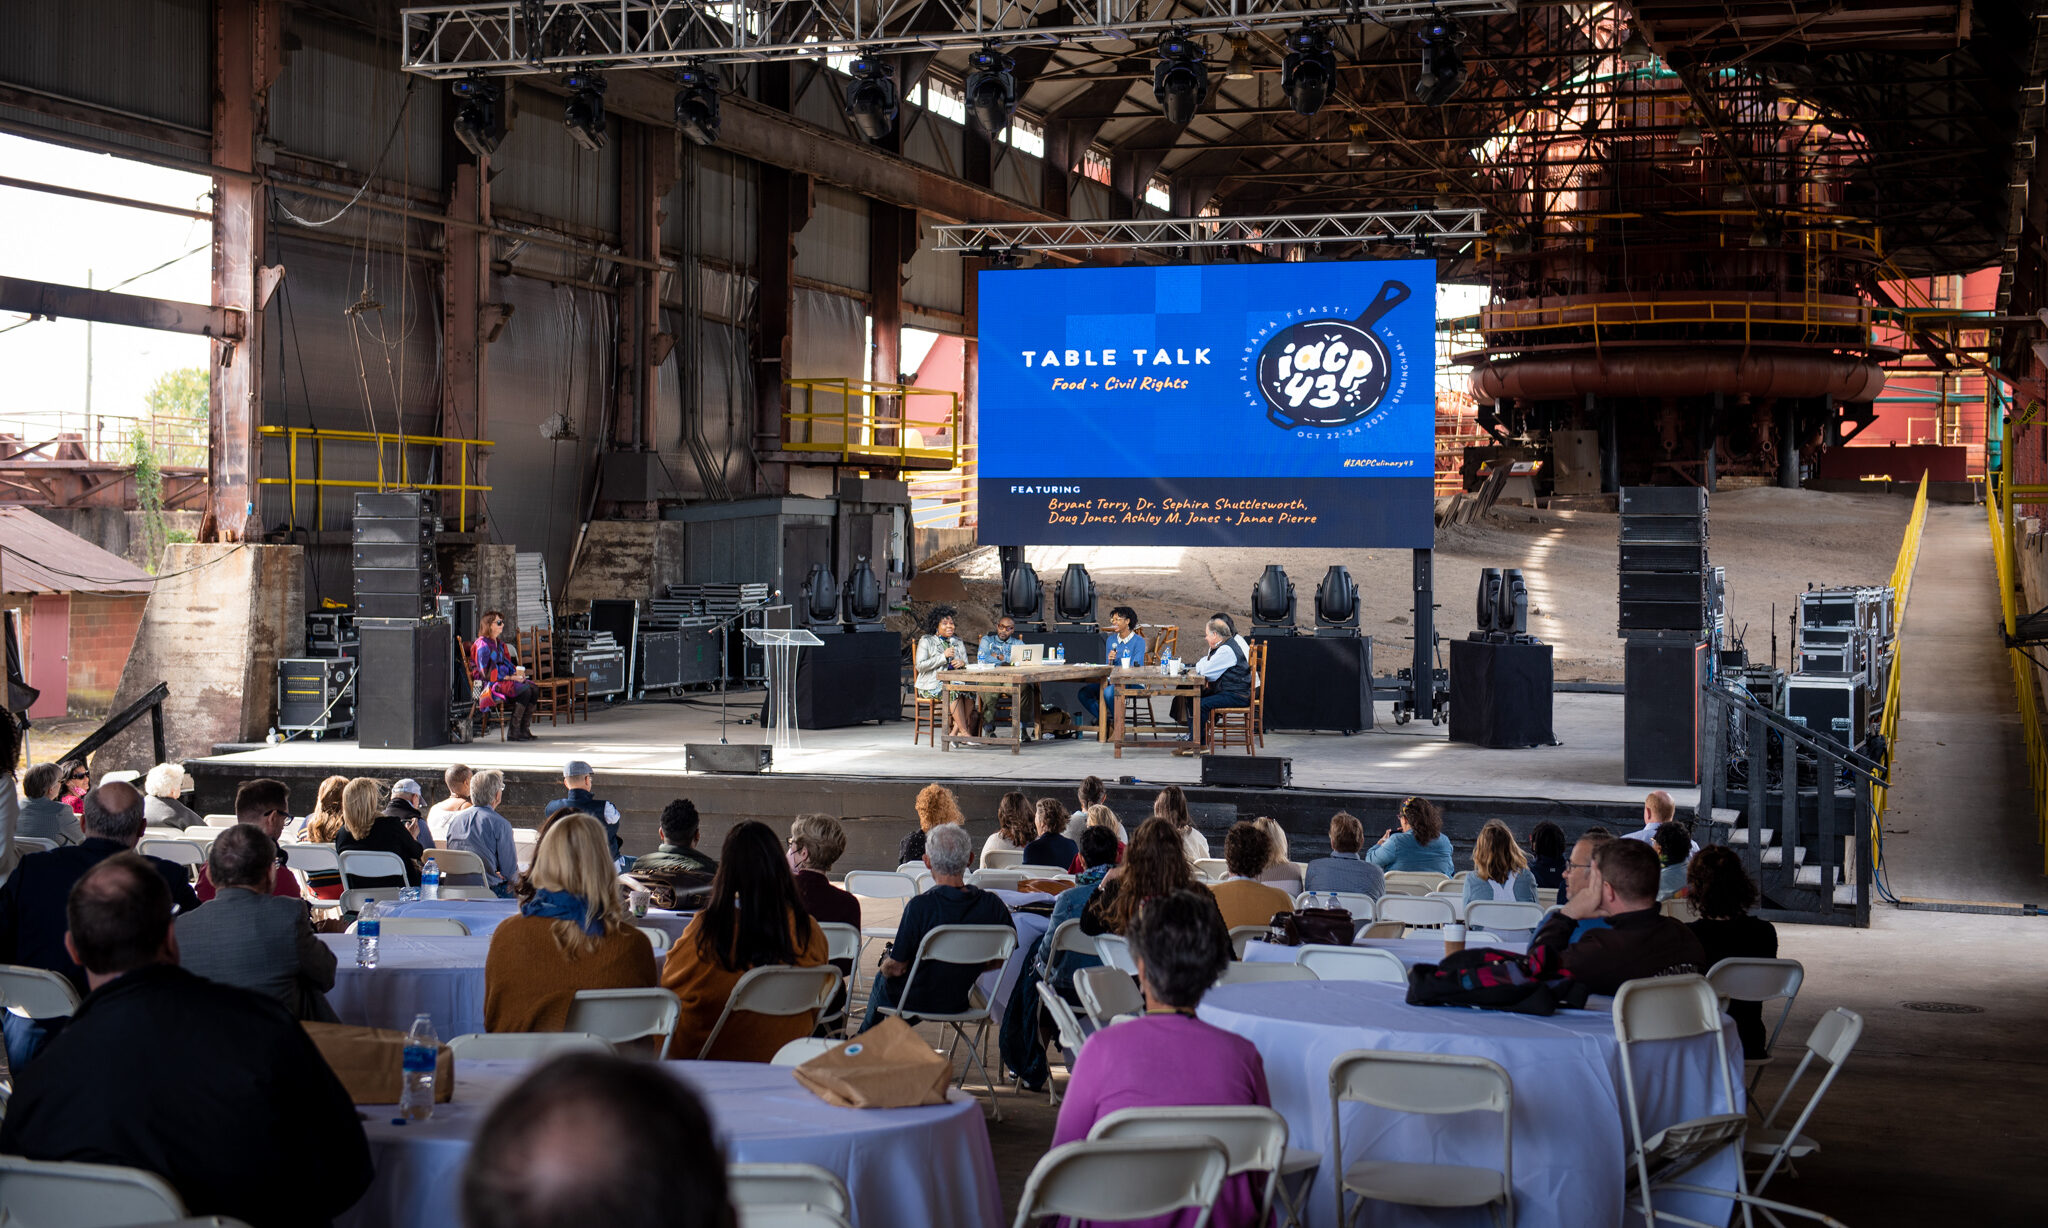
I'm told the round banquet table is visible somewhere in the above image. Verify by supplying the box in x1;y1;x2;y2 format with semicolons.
1197;980;1741;1228
375;898;696;941
335;1059;1004;1228
320;934;493;1038
1242;937;1448;967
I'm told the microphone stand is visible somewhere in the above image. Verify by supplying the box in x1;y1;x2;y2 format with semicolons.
711;598;773;745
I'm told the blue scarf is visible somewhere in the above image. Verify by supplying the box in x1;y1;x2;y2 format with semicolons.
522;888;600;935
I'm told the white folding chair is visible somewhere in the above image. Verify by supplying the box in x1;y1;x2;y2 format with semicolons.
1194;857;1229;881
844;870;922;967
1016;864;1073;879
969;868;1026;891
1613;975;1847;1228
728;1161;850;1220
1093;933;1140;975
338;888;392;916
0;964;82;1018
1377;895;1456;929
338;849;410;889
9;836;55;854
1215;961;1318;986
1747;1008;1864;1197
636;925;673;954
424;847;488;884
876;923;1017;1118
1075;965;1144;1031
1044;918;1100;970
566;987;683;1059
437;886;500;900
1296;945;1406;983
698;965;840;1060
1536;887;1561;908
1294;891;1378;921
1330;1049;1514;1228
894;860;926;875
1090;1105;1310;1228
348;916;469;937
282;842;339;878
1012;1137;1229;1228
735;1209;852;1228
1705;957;1806;1102
447;1032;613;1059
913;871;935;893
982;847;1024;869
1465;901;1547;934
1383;871;1444;893
1033;981;1089;1105
137;838;206;870
1228;925;1269;958
204;814;240;827
0;1154;186;1225
771;1036;841;1067
816;921;861;1031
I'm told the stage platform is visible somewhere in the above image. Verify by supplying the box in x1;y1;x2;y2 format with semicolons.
191;690;1685;866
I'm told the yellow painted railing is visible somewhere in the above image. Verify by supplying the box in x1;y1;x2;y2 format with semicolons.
784;378;960;467
1987;413;2048;870
1475;296;1875;352
1871;472;1928;825
258;425;494;531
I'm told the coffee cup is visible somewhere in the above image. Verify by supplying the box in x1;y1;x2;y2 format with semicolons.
629;888;651;918
1442;922;1467;956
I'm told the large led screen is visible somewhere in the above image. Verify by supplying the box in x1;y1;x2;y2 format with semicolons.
975;259;1438;548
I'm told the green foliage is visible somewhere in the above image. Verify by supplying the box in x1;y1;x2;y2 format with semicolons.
130;425;166;573
142;367;209;467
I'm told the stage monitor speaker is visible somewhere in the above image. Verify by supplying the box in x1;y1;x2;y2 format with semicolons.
1624;638;1703;786
357;617;452;750
1200;756;1292;789
686;743;773;774
1447;640;1554;748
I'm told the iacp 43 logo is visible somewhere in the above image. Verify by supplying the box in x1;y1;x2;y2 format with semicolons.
1248;280;1411;430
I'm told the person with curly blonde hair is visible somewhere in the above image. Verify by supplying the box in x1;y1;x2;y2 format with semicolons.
899;782;964;865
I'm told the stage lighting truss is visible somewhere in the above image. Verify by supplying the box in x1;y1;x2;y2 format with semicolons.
1281;21;1336;117
931;207;1484;255
397;0;1515;76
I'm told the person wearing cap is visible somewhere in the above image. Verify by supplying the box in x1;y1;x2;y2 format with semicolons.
141;764;204;831
381;778;436;851
543;761;624;869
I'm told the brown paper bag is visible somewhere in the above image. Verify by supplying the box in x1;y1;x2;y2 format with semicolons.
790;1016;952;1109
303;1021;455;1104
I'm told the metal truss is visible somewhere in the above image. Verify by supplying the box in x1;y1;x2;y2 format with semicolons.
399;0;1517;75
929;207;1484;252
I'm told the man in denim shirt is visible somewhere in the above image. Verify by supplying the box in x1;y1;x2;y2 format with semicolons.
976;615;1039;736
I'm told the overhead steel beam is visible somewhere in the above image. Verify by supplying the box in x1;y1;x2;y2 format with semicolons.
932;207;1485;253
0;277;243;339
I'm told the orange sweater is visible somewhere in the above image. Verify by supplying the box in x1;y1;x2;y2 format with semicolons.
484;914;660;1033
662;911;830;1062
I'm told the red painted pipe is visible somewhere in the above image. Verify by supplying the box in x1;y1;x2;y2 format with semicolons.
1469;348;1886;403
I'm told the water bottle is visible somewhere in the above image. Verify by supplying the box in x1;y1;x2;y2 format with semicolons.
1056;644;1066;664
421;858;441;901
1326;892;1340;912
356;899;381;969
398;1013;438;1123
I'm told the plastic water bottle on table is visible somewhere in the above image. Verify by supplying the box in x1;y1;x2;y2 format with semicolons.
422;857;441;901
398;1013;438;1123
356;899;381;969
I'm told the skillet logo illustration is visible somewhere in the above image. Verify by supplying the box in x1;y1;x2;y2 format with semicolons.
1249;279;1411;429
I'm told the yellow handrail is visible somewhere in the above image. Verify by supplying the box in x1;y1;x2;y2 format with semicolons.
258;425;494;532
1986;408;2048;869
783;378;960;467
1871;472;1928;826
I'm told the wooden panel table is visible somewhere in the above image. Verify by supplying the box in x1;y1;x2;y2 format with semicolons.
937;664;1110;754
1104;668;1209;758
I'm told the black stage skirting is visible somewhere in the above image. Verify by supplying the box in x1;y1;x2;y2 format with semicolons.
1447;640;1555;749
1259;635;1374;733
789;632;901;728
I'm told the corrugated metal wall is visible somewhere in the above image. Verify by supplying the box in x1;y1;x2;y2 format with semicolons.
795;185;869;293
270;13;444;192
0;0;210;133
492;83;620;235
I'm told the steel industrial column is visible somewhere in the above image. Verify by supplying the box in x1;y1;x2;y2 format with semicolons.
1779;399;1799;489
208;0;279;542
441;156;490;531
869;202;908;392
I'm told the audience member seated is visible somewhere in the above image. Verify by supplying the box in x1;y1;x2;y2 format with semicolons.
1210;822;1295;931
1529;838;1708;995
1253;816;1307;890
1051;889;1272;1228
175;824;336;1021
787;812;861;1022
56;757;89;817
383;777;435;850
18;762;84;846
0;853;371;1226
1023;796;1080;871
141;763;203;830
983;790;1035;865
1063;775;1109;840
630;799;718;878
1303;811;1386;899
1154;784;1211;862
860;822;1010;1032
1083;803;1126;862
1082;817;1220;937
1686;846;1779;1058
485;814;658;1033
1623;790;1700;857
1366;796;1457;877
427;763;474;842
302;774;349;845
663;821;830;1060
0;782;199;992
1527;820;1569;892
1043;827;1121;993
460;1052;732;1228
1655;821;1694;900
446;769;521;897
197;778;301;902
1462;819;1538;906
1533;831;1615;947
332;776;424;889
543;760;625;865
899;781;964;865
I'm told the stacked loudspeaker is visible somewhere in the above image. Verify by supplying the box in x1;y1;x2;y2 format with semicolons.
1619;487;1712;785
353;491;453;750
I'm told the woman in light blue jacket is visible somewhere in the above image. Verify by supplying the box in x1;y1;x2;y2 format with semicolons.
1461;820;1538;905
1365;796;1456;877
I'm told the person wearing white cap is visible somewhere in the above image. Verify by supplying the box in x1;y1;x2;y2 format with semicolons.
141;764;202;831
381;778;436;850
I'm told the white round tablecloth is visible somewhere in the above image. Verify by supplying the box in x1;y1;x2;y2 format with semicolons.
377;898;696;941
335;1060;1004;1228
320;934;493;1038
1242;937;1449;967
1197;980;1741;1228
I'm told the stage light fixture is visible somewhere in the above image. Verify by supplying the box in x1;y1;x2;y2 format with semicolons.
1675;116;1703;149
1225;37;1254;81
1721;175;1746;204
1002;561;1044;629
1055;563;1097;628
563;73;608;151
845;58;899;143
1282;23;1336;117
1434;180;1457;210
673;64;720;146
965;44;1019;135
1413;12;1465;107
1616;28;1653;67
1153;30;1209;126
1251;564;1297;636
1314;565;1361;636
1346;122;1370;158
450;76;506;160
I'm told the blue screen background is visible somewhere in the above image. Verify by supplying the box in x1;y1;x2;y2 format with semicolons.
977;260;1437;478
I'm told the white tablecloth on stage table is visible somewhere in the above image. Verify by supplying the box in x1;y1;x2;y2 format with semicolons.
377;899;696;941
1198;980;1742;1228
336;1060;1004;1228
1242;937;1449;967
320;934;491;1038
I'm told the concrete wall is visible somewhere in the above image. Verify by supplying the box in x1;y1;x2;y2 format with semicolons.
30;509;204;571
560;521;688;611
437;542;519;636
98;543;305;770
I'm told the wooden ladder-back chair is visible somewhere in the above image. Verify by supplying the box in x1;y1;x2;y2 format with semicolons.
912;692;941;745
522;628;589;725
1206;641;1266;754
1121;625;1179;739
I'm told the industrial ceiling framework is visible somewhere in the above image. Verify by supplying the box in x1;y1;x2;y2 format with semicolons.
929;206;1484;253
